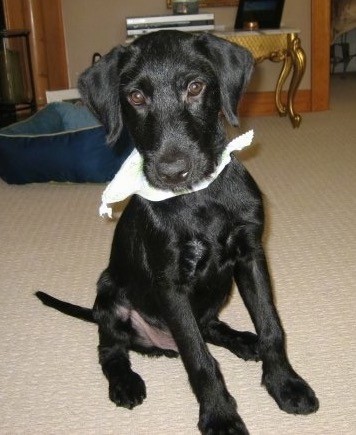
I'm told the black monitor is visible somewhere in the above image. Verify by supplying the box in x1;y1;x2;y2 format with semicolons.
234;0;285;29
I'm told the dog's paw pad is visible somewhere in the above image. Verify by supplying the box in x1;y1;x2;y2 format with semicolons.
109;371;146;409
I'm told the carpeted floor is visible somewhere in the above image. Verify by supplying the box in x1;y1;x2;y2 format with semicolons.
1;74;355;434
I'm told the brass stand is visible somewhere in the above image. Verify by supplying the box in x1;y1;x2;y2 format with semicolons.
215;29;306;128
277;33;306;127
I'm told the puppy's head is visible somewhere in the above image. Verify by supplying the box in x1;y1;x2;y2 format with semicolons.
78;31;253;191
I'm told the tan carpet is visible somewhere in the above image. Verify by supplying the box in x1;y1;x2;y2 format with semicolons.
1;74;355;434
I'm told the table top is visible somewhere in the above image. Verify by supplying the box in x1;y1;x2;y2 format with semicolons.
214;27;301;37
126;28;301;45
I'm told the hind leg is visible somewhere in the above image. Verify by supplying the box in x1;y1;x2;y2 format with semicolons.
202;318;260;361
94;272;146;409
97;328;146;409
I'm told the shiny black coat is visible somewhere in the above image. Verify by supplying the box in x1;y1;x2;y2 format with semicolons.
38;30;318;435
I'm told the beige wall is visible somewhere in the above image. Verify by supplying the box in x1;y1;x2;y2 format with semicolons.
61;0;311;91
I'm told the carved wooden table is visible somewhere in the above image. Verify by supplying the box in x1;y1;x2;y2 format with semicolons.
214;28;306;128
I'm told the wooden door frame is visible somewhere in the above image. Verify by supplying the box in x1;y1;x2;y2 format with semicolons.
311;0;331;111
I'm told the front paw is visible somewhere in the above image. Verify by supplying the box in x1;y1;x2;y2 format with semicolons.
109;370;146;409
231;332;260;362
263;368;319;415
199;411;249;435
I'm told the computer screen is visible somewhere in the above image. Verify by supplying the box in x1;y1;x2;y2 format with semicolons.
234;0;285;29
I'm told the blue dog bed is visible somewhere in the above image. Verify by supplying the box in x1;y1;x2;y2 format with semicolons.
0;102;134;184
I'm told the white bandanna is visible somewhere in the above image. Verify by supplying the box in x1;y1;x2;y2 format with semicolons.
99;129;254;218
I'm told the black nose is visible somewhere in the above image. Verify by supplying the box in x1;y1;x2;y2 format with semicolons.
156;153;190;185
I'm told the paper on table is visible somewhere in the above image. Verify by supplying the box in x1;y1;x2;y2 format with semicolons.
99;129;254;218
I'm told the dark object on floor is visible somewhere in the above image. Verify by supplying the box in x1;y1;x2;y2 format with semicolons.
0;29;36;127
330;32;356;75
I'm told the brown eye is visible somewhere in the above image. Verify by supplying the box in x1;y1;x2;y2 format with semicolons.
187;81;204;97
129;90;146;106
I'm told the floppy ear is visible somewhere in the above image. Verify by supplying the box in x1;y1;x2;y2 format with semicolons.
196;33;254;126
77;46;129;145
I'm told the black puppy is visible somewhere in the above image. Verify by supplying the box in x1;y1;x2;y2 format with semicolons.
36;30;318;434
